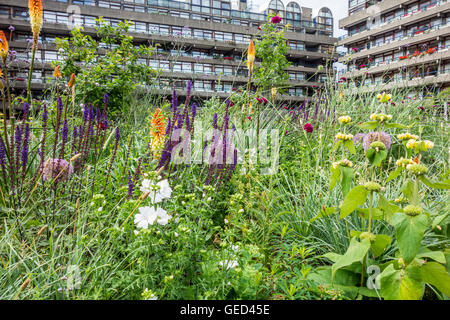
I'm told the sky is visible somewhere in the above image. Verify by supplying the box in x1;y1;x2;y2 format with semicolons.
252;0;348;37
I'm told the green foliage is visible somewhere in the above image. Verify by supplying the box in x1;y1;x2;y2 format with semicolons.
54;18;156;115
253;15;291;93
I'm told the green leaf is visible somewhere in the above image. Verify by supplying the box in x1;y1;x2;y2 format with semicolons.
420;262;450;296
418;176;450;189
416;248;446;264
358;121;378;130
432;213;448;230
332;140;342;152
384;123;410;129
339;186;368;219
344;140;356;154
386;167;403;183
321;252;342;263
392;212;429;264
310;207;336;223
370;234;392;257
331;237;371;281
329;166;341;191
372;150;388;167
340;166;354;196
380;264;424;300
378;194;401;224
356;208;384;220
401;180;415;202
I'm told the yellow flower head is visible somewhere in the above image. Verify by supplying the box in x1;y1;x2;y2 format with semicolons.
336;132;353;141
397;133;419;141
0;31;8;62
370;113;393;122
377;92;392;103
271;87;277;100
53;65;62;78
406;139;418;149
338;116;351;124
422;140;434;150
28;0;43;47
0;67;3;78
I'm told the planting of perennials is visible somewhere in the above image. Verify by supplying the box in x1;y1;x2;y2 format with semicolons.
0;4;449;303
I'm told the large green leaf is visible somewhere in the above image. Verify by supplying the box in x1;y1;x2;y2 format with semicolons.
371;234;392;257
416;248;446;264
380;264;424;300
344;140;356;154
358;121;378;130
420;262;450;296
356;208;384;220
329;166;340;191
401;180;415;202
378;194;401;224
392;212;429;263
418;176;450;189
386;167;403;183
340;166;354;196
332;237;371;281
339;185;368;219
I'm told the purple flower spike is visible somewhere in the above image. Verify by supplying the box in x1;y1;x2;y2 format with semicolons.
57;97;63;114
212;113;218;129
115;127;120;141
172;89;178;113
186;80;192;97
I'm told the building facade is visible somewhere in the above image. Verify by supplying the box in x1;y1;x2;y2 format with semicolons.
0;0;336;104
338;0;450;95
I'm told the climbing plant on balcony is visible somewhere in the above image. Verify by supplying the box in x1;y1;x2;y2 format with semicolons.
253;14;291;95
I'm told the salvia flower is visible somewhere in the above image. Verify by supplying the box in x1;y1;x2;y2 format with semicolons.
363;131;392;151
42;158;74;182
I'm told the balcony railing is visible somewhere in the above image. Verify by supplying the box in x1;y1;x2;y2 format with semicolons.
339;0;445;41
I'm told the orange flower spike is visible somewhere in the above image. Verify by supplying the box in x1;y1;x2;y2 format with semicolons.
68;73;76;88
247;39;255;72
28;0;43;47
0;31;9;62
151;108;166;138
53;65;62;78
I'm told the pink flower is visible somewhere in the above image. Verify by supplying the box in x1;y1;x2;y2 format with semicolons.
261;97;268;103
304;123;313;133
271;16;282;24
256;97;262;103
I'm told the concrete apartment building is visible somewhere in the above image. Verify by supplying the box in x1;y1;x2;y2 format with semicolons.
338;0;450;95
0;0;337;104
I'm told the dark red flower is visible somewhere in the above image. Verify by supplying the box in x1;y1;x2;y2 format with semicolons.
304;123;313;133
261;97;268;103
271;16;282;24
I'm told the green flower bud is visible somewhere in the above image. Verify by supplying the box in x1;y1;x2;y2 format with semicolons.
364;181;382;192
369;141;386;150
403;205;423;216
360;232;376;242
406;163;428;176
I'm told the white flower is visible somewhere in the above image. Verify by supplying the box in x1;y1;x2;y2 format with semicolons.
231;245;240;252
219;260;238;269
134;206;172;229
140;179;172;203
98;207;103;212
